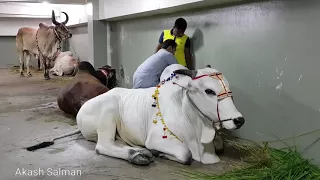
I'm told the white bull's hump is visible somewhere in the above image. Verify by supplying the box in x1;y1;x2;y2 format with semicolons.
160;64;187;81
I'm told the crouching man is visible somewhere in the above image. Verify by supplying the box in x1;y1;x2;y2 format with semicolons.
132;39;178;89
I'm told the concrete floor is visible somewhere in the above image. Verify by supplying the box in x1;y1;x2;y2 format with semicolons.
0;68;242;180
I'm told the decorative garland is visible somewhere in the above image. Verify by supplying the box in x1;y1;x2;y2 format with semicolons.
151;73;183;143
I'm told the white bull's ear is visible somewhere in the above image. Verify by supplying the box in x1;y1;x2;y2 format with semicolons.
172;69;200;92
201;123;216;144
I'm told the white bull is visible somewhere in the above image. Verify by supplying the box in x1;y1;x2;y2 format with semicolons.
25;64;245;166
77;64;245;166
49;51;79;76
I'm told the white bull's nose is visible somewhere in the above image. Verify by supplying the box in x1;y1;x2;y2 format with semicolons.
233;117;245;129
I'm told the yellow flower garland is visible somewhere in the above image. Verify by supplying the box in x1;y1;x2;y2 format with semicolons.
151;84;183;143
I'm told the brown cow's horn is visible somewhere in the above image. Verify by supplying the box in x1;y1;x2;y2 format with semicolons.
52;10;59;25
61;12;69;25
173;69;197;78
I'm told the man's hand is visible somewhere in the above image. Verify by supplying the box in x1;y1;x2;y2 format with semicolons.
156;32;164;53
185;47;193;69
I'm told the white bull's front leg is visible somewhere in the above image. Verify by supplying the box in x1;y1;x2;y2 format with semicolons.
145;129;193;165
95;116;152;166
77;93;153;166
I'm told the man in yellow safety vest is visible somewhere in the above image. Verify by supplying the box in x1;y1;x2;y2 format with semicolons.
155;18;193;69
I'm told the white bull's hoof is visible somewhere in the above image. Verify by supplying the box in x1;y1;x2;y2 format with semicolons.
27;73;32;77
128;150;150;166
214;135;225;154
201;152;220;164
150;149;163;157
138;149;154;163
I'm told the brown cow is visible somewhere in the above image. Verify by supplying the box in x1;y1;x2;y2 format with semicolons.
57;61;117;117
16;10;72;80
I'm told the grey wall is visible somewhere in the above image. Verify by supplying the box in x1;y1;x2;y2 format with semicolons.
0;36;36;68
0;36;18;68
109;0;320;164
66;25;88;62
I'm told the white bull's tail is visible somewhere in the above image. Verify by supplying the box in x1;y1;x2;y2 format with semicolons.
25;129;81;151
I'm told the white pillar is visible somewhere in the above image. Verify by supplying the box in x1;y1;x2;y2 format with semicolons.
87;0;108;68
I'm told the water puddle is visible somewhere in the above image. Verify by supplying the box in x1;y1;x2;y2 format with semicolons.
20;102;58;112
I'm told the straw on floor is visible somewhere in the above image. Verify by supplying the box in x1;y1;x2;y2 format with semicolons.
178;139;320;180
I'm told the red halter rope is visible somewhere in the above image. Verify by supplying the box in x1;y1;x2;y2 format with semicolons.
168;71;234;129
192;72;233;100
99;69;109;78
192;72;233;122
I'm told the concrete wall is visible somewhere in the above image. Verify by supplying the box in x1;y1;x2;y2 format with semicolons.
66;25;89;62
0;17;51;67
108;0;320;164
0;17;52;36
0;3;87;35
99;0;248;20
0;35;38;68
0;36;18;68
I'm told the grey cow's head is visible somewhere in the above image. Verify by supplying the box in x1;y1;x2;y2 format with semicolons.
51;10;72;40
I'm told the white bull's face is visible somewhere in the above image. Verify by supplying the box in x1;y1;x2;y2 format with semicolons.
173;67;245;130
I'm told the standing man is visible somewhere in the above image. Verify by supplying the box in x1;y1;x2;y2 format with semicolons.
133;39;178;89
155;18;192;69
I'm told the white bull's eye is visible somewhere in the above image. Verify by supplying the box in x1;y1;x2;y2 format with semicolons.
205;89;216;95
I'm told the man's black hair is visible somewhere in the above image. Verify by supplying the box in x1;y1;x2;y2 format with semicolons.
162;39;177;49
174;18;187;31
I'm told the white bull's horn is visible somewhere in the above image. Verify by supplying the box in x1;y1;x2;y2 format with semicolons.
174;69;197;78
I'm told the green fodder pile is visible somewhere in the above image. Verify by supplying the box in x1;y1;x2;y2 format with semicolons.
179;140;320;180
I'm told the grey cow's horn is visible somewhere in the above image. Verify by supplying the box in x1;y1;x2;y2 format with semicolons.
173;69;197;78
51;10;59;25
61;12;69;25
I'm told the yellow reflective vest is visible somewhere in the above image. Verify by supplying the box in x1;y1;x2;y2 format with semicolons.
163;29;189;67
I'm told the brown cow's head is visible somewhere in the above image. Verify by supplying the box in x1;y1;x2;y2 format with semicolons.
98;65;118;89
52;10;72;40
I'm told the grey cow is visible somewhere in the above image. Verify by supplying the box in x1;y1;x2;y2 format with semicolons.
16;10;72;80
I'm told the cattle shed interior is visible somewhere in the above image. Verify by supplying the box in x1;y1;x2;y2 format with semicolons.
0;0;320;179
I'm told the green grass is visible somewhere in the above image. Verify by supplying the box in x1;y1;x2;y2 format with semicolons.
178;140;320;180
